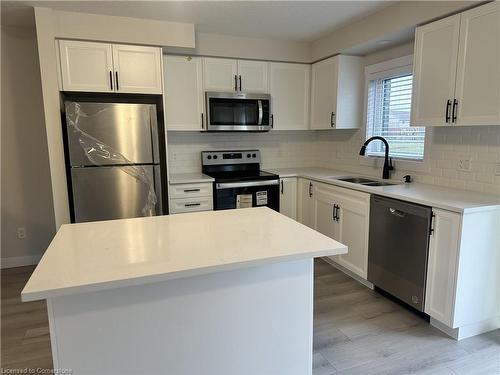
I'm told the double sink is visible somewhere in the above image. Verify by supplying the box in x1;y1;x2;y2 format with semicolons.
330;176;398;187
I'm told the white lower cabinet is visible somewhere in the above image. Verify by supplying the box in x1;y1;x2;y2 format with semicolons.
168;182;213;214
425;209;460;326
297;178;316;228
425;207;500;338
313;182;369;279
279;178;297;220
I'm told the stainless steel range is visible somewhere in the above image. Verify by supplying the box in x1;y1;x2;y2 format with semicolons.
201;150;279;211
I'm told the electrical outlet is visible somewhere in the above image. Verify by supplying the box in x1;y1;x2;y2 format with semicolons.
458;159;471;172
17;227;27;239
495;162;500;176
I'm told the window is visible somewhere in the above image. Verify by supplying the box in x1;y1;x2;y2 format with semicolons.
365;59;425;161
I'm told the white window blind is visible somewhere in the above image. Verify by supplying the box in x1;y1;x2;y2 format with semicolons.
366;73;425;160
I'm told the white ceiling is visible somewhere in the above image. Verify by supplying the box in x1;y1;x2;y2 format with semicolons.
1;1;395;42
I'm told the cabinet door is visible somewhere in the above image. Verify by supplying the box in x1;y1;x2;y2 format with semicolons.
311;56;338;129
112;45;162;94
455;2;500;126
297;179;315;228
314;185;339;241
270;63;310;130
164;56;204;131
203;58;238;92
334;189;370;279
237;60;269;93
425;209;461;327
59;40;114;92
411;15;461;127
279;178;297;220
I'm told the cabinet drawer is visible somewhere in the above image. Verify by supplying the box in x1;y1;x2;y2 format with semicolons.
169;183;213;199
169;197;213;214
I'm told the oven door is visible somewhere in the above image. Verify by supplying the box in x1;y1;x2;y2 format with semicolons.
214;180;279;211
206;92;270;132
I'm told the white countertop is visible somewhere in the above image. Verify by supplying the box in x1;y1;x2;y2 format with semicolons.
21;207;347;302
265;167;500;213
169;172;214;184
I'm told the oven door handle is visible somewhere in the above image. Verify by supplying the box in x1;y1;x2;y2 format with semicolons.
216;180;279;189
257;100;263;125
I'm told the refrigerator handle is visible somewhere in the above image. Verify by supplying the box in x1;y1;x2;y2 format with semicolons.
153;165;163;215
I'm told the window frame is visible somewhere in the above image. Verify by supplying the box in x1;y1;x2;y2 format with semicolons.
361;55;431;173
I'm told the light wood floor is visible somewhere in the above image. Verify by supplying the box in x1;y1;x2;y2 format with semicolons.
1;260;499;374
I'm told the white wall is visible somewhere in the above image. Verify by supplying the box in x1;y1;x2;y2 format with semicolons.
311;1;476;61
167;32;311;63
1;25;56;267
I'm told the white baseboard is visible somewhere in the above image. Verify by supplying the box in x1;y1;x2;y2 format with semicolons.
430;317;500;340
1;255;41;269
321;257;374;289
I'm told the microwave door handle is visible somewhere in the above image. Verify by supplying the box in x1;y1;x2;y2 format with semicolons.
258;100;263;125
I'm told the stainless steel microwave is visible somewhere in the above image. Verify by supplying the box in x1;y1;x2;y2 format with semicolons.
205;92;271;132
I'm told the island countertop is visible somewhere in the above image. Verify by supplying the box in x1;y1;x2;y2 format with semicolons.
22;207;347;302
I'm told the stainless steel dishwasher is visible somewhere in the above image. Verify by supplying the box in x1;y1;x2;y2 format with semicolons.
368;195;433;312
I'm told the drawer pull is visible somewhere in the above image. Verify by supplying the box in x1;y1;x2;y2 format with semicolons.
183;188;201;193
185;203;201;207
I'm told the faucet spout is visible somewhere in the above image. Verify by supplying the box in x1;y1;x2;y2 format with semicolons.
359;136;394;179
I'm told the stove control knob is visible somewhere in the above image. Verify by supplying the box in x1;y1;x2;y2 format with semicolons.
252;153;257;158
207;155;212;160
213;155;218;159
247;153;251;158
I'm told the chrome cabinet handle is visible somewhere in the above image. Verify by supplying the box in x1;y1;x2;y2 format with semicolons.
184;188;200;193
109;71;113;90
280;180;284;194
185;203;201;207
270;114;274;129
308;182;313;197
234;75;238;91
115;71;119;91
239;75;242;91
201;113;204;129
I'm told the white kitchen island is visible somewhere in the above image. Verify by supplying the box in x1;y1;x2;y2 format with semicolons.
22;207;347;375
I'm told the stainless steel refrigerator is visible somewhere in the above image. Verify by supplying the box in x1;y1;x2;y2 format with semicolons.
65;101;163;223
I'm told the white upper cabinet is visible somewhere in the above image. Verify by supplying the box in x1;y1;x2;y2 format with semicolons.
202;57;269;93
411;15;461;127
311;57;337;129
112;45;162;94
270;63;310;130
203;58;238;92
164;56;204;131
454;2;500;126
310;55;363;130
237;60;269;93
412;2;500;127
59;40;114;92
59;40;162;94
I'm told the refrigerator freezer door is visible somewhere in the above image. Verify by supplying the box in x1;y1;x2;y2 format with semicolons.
66;102;157;166
71;165;158;223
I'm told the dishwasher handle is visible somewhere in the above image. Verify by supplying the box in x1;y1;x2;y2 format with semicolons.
389;207;406;218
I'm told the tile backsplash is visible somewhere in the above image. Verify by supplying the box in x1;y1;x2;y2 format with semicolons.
167;131;319;173
167;126;500;196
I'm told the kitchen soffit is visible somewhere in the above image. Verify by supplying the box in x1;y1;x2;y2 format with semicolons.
1;1;393;42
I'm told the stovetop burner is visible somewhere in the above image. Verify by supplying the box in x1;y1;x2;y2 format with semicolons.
201;150;278;182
